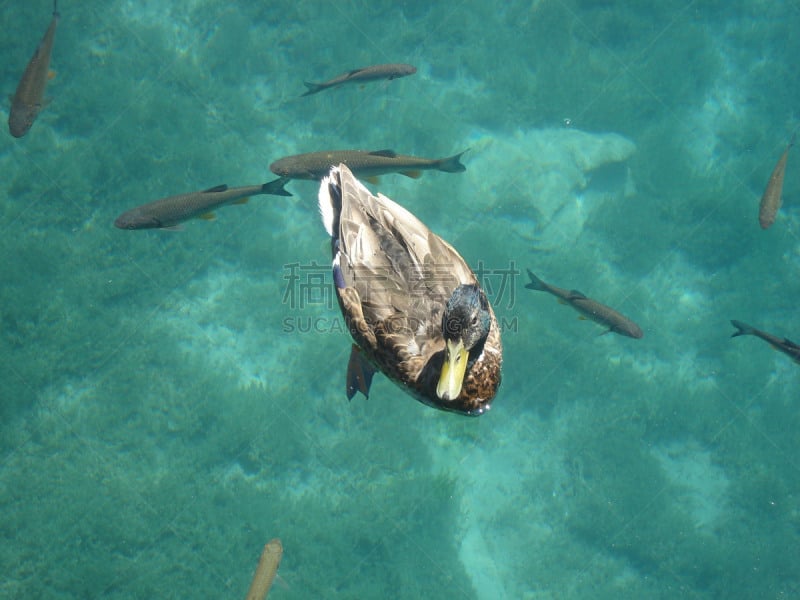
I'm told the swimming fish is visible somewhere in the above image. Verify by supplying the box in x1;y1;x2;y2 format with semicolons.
245;539;283;600
525;269;643;338
758;133;795;229
114;179;290;230
8;1;60;138
270;149;467;181
301;63;416;96
730;320;800;364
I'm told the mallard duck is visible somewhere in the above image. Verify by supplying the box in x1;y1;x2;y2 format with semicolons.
318;164;502;416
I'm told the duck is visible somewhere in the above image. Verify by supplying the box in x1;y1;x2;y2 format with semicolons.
318;164;502;416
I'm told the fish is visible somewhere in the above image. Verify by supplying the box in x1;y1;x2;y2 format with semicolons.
114;178;291;230
245;539;283;600
730;320;800;364
8;1;60;138
525;269;643;339
301;63;416;96
270;149;467;182
758;133;795;229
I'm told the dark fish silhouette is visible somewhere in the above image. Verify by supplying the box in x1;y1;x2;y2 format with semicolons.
8;0;60;137
758;133;795;229
730;320;800;364
301;63;416;96
525;269;643;338
270;149;466;182
114;179;290;230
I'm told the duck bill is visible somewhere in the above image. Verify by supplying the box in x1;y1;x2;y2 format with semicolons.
436;339;469;401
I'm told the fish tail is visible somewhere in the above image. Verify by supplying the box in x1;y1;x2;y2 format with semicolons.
301;82;324;97
730;319;756;338
437;149;468;173
262;177;292;197
524;269;547;291
53;0;59;16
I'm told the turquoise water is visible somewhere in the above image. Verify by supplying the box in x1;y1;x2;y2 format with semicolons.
2;1;799;597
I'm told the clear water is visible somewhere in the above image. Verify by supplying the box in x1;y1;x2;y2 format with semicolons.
2;1;799;598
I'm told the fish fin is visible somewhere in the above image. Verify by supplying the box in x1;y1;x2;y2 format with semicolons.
337;67;366;81
346;345;375;400
275;574;290;590
368;149;397;158
198;212;216;221
730;320;755;338
203;184;228;193
437;149;469;173
400;170;422;179
48;70;56;80
232;197;249;205
568;290;588;300
364;175;380;184
524;269;548;291
160;224;184;231
262;177;292;196
578;315;587;320
301;82;324;96
557;299;568;305
598;329;612;336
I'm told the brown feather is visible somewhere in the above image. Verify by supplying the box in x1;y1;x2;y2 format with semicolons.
326;165;502;415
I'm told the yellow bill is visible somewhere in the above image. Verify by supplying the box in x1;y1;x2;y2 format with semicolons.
437;338;469;401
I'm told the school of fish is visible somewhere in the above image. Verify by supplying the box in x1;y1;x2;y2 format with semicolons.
7;3;799;390
6;8;800;591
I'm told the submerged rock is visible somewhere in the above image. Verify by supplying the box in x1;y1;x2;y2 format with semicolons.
466;127;636;249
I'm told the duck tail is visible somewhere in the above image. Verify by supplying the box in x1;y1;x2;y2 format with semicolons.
319;166;343;237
